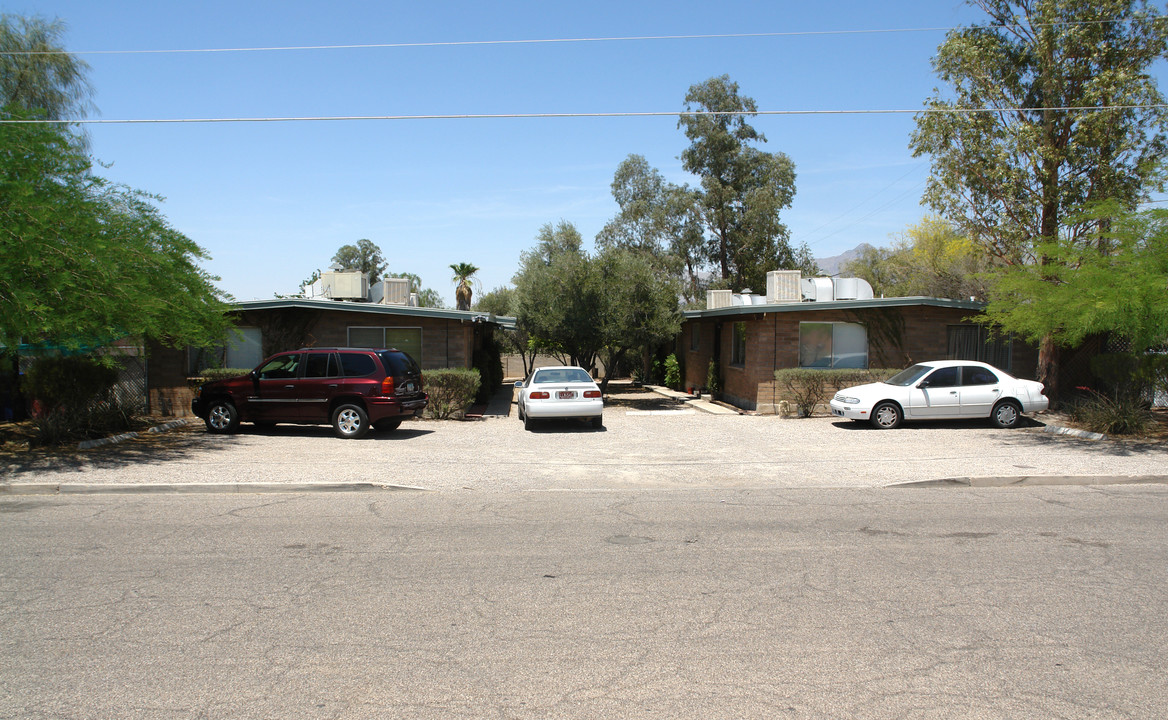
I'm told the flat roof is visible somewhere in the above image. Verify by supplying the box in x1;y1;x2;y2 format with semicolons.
233;298;517;328
682;296;984;319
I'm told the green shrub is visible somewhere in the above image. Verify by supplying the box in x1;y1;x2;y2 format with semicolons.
663;354;681;390
706;360;721;398
424;368;482;420
23;355;136;444
774;368;897;418
1068;387;1154;435
197;368;252;382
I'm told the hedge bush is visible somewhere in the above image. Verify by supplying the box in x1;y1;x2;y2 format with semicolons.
22;355;135;444
773;368;898;418
424;368;482;420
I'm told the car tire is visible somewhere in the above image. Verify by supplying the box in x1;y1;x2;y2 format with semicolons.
204;400;239;434
332;403;369;439
374;418;402;432
591;416;603;430
991;400;1022;429
524;410;535;431
870;401;902;430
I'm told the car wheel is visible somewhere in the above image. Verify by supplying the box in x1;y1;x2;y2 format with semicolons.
374;418;402;432
870;402;902;430
205;401;239;434
991;400;1022;429
591;416;603;430
332;403;369;439
524;410;535;431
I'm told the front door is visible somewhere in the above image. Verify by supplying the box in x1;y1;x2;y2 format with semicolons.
249;353;303;422
908;366;961;418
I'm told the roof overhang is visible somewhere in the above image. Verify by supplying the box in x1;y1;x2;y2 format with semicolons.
682;296;985;320
232;298;514;327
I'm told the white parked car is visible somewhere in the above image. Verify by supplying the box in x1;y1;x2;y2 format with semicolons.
515;366;603;431
829;360;1049;429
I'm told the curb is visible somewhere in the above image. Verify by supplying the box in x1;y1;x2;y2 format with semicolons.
1040;424;1106;441
77;418;196;450
891;475;1168;489
0;482;429;496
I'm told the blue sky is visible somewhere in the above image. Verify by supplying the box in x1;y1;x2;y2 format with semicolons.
6;0;989;305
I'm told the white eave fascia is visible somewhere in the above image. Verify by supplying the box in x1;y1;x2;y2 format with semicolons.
681;296;985;320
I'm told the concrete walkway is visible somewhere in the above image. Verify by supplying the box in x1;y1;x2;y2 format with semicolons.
643;385;741;415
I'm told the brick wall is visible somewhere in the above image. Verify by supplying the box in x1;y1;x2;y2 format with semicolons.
681;304;1040;413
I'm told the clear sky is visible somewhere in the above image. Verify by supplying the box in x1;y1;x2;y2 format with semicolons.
6;0;991;305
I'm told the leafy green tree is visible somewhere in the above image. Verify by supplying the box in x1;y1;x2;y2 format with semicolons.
679;75;811;292
910;0;1168;394
476;285;539;378
513;221;604;370
983;203;1168;354
331;238;387;283
1;114;231;352
594;247;682;393
598;154;707;303
450;262;479;310
1;14;95;122
843;217;996;300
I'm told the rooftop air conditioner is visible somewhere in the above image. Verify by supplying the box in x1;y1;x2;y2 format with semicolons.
321;271;368;301
766;270;802;303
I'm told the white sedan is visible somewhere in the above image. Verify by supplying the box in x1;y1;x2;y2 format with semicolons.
515;366;604;430
829;360;1049;429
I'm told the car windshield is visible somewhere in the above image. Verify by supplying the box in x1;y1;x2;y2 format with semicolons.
533;368;593;384
885;364;933;387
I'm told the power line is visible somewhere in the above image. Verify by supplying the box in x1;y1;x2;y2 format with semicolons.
4;105;1165;125
0;28;960;56
4;20;1160;56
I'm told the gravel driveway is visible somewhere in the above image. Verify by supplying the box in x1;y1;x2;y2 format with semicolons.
4;388;1166;492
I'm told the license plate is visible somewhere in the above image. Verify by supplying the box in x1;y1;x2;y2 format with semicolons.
557;390;576;400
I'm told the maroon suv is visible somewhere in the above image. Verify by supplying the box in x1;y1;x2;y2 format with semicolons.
192;347;428;438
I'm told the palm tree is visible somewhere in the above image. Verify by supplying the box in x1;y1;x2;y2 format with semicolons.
450;262;479;311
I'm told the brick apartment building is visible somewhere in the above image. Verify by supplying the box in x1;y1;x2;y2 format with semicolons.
676;276;1038;413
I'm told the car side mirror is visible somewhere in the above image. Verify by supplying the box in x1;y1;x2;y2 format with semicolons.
514;381;524;389
916;380;929;388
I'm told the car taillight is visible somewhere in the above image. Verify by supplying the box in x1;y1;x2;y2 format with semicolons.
530;391;550;399
584;390;601;398
381;376;395;395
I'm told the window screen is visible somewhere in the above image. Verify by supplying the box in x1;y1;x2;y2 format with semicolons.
348;327;422;364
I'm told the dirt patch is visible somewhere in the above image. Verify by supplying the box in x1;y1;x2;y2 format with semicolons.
604;386;689;412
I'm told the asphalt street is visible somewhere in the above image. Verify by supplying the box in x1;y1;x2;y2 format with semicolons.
3;487;1167;719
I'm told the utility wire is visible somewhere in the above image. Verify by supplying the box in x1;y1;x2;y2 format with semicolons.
4;105;1166;125
4;20;1161;56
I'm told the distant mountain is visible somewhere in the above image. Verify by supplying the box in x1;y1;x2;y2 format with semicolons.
814;243;875;276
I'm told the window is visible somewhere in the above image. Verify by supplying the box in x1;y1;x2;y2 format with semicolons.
948;325;1011;370
303;352;340;378
799;322;868;369
348;327;423;364
690;324;700;352
962;365;999;386
257;353;300;380
923;366;959;387
731;322;747;366
338;352;377;377
188;327;262;374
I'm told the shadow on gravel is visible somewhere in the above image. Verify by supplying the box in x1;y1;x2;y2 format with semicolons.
830;416;1045;431
521;419;607;433
0;421;437;478
1;426;221;478
605;388;687;413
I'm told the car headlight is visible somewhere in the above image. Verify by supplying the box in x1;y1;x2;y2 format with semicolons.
837;396;860;405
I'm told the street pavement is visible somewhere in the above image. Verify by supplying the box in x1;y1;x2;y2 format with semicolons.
3;487;1167;719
